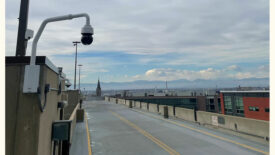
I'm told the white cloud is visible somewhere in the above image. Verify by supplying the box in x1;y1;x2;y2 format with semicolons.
6;0;269;64
5;0;269;83
48;55;111;83
133;65;269;81
226;65;241;71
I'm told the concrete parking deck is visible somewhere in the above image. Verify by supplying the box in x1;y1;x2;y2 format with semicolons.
83;99;269;155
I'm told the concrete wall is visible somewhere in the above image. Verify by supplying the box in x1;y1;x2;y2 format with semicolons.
110;97;269;142
168;106;174;117
110;97;116;103
196;111;269;139
175;107;195;122
69;104;80;144
125;100;131;106
37;66;63;155
159;105;165;115
118;99;125;104
105;96;109;101
149;103;158;113
6;65;39;155
6;64;67;155
135;101;141;108
64;90;79;120
141;102;148;110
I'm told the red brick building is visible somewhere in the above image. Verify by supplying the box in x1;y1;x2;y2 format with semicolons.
220;91;269;121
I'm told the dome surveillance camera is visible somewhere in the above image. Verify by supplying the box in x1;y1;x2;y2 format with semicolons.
81;24;94;45
65;79;72;88
65;83;72;88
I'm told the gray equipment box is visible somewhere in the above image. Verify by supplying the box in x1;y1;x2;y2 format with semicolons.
52;120;72;141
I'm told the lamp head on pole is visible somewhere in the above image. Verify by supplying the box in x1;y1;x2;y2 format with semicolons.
73;41;80;46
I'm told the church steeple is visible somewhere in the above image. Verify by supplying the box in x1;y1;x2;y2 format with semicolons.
96;78;101;96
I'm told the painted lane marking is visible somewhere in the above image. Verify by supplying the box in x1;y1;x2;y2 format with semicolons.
85;112;92;155
132;109;269;155
111;111;180;155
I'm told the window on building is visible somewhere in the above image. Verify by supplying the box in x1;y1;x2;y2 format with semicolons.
265;108;269;112
206;98;215;112
210;104;215;110
210;99;214;104
249;106;259;111
235;96;244;114
224;96;232;114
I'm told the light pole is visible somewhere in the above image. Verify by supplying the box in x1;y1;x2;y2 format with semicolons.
15;0;30;56
78;64;83;90
73;41;80;89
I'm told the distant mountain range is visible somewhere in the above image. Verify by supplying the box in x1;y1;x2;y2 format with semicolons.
80;77;269;90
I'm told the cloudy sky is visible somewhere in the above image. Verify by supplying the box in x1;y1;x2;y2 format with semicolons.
6;0;269;84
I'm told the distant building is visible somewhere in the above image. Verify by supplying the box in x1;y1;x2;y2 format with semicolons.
96;79;101;96
118;89;269;121
220;90;269;121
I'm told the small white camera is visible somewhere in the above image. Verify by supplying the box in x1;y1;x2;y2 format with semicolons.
25;29;34;40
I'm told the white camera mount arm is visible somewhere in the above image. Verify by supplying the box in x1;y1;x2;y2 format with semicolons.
23;13;92;93
30;13;91;66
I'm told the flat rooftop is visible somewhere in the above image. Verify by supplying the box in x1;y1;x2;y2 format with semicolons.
220;90;269;93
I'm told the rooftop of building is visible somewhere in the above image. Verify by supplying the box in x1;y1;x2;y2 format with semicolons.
220;90;269;93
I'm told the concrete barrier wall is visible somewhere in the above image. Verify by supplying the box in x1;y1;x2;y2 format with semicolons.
196;111;269;138
109;97;116;103
105;96;109;101
135;101;141;108
111;98;269;140
141;102;148;110
37;66;65;155
64;90;79;120
117;99;121;104
6;65;40;155
159;105;165;115
118;99;125;104
6;64;68;155
125;100;131;106
168;106;174;117
117;99;122;104
175;107;195;122
69;103;80;144
149;103;158;113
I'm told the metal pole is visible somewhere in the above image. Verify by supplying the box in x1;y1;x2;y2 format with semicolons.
15;0;29;56
73;41;80;89
79;65;81;90
78;64;83;90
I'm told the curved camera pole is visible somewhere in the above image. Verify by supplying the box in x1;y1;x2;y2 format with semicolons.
23;13;92;94
30;13;91;66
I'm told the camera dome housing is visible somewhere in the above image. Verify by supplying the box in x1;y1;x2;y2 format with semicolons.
65;79;72;88
81;33;93;45
81;24;94;45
